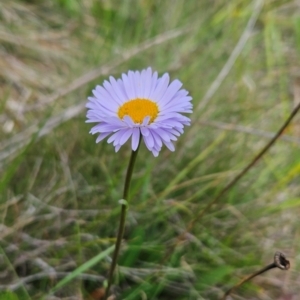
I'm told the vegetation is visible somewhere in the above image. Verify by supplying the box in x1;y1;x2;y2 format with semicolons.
0;0;299;299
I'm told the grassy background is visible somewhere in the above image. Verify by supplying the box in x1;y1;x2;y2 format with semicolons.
0;0;300;299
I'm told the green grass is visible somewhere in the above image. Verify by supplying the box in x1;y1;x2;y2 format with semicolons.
0;0;300;299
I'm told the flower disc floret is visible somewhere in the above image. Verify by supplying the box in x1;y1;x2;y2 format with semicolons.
86;67;193;157
118;99;159;124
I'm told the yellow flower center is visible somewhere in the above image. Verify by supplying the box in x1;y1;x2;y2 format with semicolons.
117;99;159;124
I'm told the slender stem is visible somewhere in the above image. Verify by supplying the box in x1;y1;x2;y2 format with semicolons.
221;252;290;300
221;263;275;300
161;102;300;266
105;141;141;299
188;101;300;231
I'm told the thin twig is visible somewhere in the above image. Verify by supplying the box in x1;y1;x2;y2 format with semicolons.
0;27;190;166
161;101;300;265
195;0;264;113
0;213;57;240
221;252;290;300
0;271;105;291
187;101;300;232
0;103;85;165
28;193;106;216
25;27;190;112
199;119;300;145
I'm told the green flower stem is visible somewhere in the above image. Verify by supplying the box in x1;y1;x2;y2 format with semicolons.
221;252;290;300
105;141;141;299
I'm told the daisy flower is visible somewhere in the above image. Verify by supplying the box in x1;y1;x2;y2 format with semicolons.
86;67;192;157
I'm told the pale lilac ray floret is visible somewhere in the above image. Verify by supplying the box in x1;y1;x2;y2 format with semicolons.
86;67;193;157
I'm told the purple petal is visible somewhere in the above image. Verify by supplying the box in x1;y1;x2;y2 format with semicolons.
131;128;140;150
